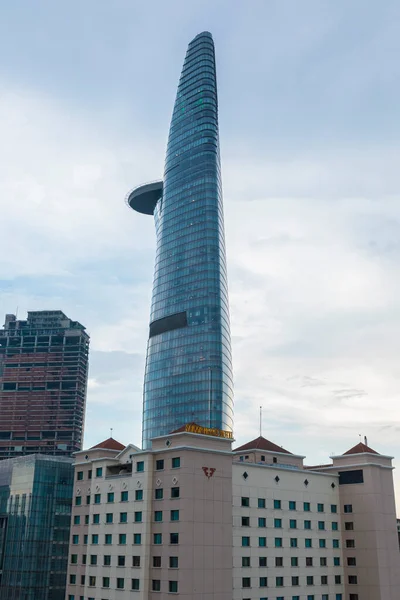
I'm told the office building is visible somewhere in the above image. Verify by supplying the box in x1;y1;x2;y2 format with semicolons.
0;454;74;600
65;428;400;600
0;311;90;459
126;31;234;448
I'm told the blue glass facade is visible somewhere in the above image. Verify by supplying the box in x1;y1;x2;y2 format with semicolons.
128;32;233;448
0;455;73;600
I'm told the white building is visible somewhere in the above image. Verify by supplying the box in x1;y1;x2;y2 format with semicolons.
65;427;400;600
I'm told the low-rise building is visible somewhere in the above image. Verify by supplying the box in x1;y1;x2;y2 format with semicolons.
65;428;400;600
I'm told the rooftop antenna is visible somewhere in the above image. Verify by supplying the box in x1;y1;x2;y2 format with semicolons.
15;306;18;319
259;406;262;437
110;427;113;439
364;435;368;446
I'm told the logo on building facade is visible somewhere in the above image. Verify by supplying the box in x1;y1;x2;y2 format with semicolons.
202;467;216;479
184;423;233;439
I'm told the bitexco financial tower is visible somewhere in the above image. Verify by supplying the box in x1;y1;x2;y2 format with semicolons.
127;32;233;448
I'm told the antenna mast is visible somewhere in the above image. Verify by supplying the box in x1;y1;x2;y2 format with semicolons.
259;406;262;437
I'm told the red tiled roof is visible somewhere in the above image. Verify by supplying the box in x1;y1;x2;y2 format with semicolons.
234;436;292;455
90;438;125;451
343;442;379;456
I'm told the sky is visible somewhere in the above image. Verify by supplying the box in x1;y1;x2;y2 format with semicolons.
1;1;400;500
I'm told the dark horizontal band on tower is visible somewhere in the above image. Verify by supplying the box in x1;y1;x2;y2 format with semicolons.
149;311;188;338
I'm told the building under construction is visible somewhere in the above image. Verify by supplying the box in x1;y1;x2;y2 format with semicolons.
0;310;89;460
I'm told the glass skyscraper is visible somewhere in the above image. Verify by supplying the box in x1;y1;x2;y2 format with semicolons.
127;32;233;448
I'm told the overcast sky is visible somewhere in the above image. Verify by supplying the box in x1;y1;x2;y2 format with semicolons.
1;1;400;501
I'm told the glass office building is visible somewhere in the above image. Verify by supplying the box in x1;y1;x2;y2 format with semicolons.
127;32;234;447
0;454;73;600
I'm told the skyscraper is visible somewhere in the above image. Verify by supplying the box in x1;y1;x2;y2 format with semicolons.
0;311;89;459
127;32;234;448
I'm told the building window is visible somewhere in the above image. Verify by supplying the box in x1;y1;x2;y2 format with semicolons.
86;495;90;505
292;576;299;586
106;513;113;524
118;555;125;566
349;595;359;600
349;575;358;584
259;537;267;547
136;461;144;472
306;557;313;567
241;497;250;507
170;533;179;544
82;554;87;565
290;519;297;529
332;521;338;530
134;490;141;501
169;581;178;593
104;534;112;545
348;557;357;566
77;471;83;480
94;493;101;504
321;575;328;585
275;557;283;567
242;556;251;567
90;555;97;566
75;496;81;506
242;536;250;547
318;521;325;530
259;577;267;587
317;503;324;513
72;535;79;544
305;538;312;548
89;576;96;586
102;577;110;588
258;498;266;508
333;539;339;548
276;576;284;587
85;515;89;524
107;492;114;503
120;512;127;523
95;467;102;477
258;517;266;527
156;459;164;470
91;534;98;545
81;575;85;584
104;555;111;566
334;557;341;566
152;580;161;591
151;556;160;568
289;500;296;510
291;557;298;567
275;537;282;548
319;539;326;548
346;539;355;548
131;579;140;591
304;520;311;529
259;557;267;567
335;575;342;584
306;575;314;585
320;557;327;566
274;518;282;528
134;511;142;523
336;596;343;600
331;504;337;513
116;578;124;589
133;556;140;567
155;488;163;500
344;504;353;513
345;521;354;530
290;538;298;547
170;556;178;568
121;491;129;502
93;514;100;524
242;516;250;526
242;578;251;588
73;515;80;525
88;470;92;479
274;499;281;509
155;510;163;522
172;457;180;468
171;509;179;521
322;595;329;600
303;502;310;511
69;574;76;584
154;533;162;544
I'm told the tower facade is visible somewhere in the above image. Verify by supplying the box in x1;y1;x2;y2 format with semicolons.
127;32;234;448
0;311;89;459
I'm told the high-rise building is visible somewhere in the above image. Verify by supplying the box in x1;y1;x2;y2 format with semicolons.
0;454;73;600
127;31;234;448
0;311;89;459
